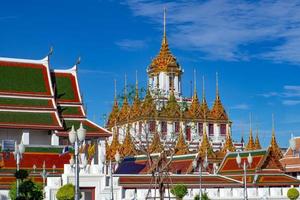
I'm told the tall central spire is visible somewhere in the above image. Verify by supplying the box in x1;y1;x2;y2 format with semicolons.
163;8;167;44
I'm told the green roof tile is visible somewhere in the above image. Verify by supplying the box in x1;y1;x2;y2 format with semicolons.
55;76;76;101
0;111;56;125
64;120;99;132
0;65;48;94
0;97;51;108
59;106;83;116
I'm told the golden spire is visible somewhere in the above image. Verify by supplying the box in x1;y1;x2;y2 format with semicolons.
160;86;181;118
269;114;283;158
222;125;236;153
198;122;214;157
216;72;219;100
163;8;167;45
174;125;189;155
141;87;156;118
200;76;210;119
130;71;141;120
121;125;137;157
188;70;202;119
108;130;121;160
149;131;163;153
107;79;119;128
210;72;228;120
245;114;255;150
148;9;181;75
254;128;262;150
105;139;110;161
118;74;131;122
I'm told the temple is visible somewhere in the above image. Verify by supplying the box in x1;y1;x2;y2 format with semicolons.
106;10;237;153
0;55;110;196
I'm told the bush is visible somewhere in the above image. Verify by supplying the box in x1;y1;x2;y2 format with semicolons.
9;180;43;200
194;192;210;200
56;184;76;200
14;170;29;181
287;188;299;200
171;184;188;200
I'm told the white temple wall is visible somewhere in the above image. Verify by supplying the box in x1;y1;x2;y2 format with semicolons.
0;129;51;145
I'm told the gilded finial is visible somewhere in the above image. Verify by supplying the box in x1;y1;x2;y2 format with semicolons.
269;114;283;158
222;125;236;153
124;73;127;96
216;72;219;100
255;127;262;149
163;8;167;44
121;125;137;157
202;76;205;103
174;127;189;155
245;113;255;150
193;69;197;95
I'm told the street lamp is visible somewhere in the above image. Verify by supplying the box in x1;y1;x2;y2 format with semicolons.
68;123;86;200
110;150;121;200
13;141;25;198
192;152;208;199
41;161;48;193
236;153;253;200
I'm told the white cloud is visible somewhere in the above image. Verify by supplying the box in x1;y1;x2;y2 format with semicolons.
282;100;300;106
115;39;147;50
261;85;300;106
230;103;249;110
124;0;300;63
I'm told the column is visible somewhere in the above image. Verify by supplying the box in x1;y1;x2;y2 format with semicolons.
22;130;30;145
51;132;59;145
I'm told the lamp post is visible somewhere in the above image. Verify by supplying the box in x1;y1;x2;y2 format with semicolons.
110;151;121;200
68;123;86;200
41;161;48;189
13;141;25;198
236;153;253;200
192;152;208;199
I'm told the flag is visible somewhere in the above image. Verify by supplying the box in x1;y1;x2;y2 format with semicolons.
59;146;69;156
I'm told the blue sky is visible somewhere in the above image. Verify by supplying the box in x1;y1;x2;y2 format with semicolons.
1;0;300;148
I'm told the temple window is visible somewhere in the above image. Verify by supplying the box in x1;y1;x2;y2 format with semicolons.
148;121;156;133
139;122;142;134
185;126;191;141
198;123;203;136
156;75;159;88
209;124;214;136
169;75;174;91
220;124;226;135
161;121;167;135
175;121;180;133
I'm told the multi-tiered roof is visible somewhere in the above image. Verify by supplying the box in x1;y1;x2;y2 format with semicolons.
0;55;110;138
0;57;62;130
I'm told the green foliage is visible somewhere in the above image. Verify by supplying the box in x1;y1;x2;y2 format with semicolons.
56;184;76;200
171;184;188;200
14;170;29;181
9;180;43;200
194;193;210;200
287;188;299;200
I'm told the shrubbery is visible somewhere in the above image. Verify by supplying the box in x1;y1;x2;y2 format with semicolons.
287;188;299;200
171;184;188;200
